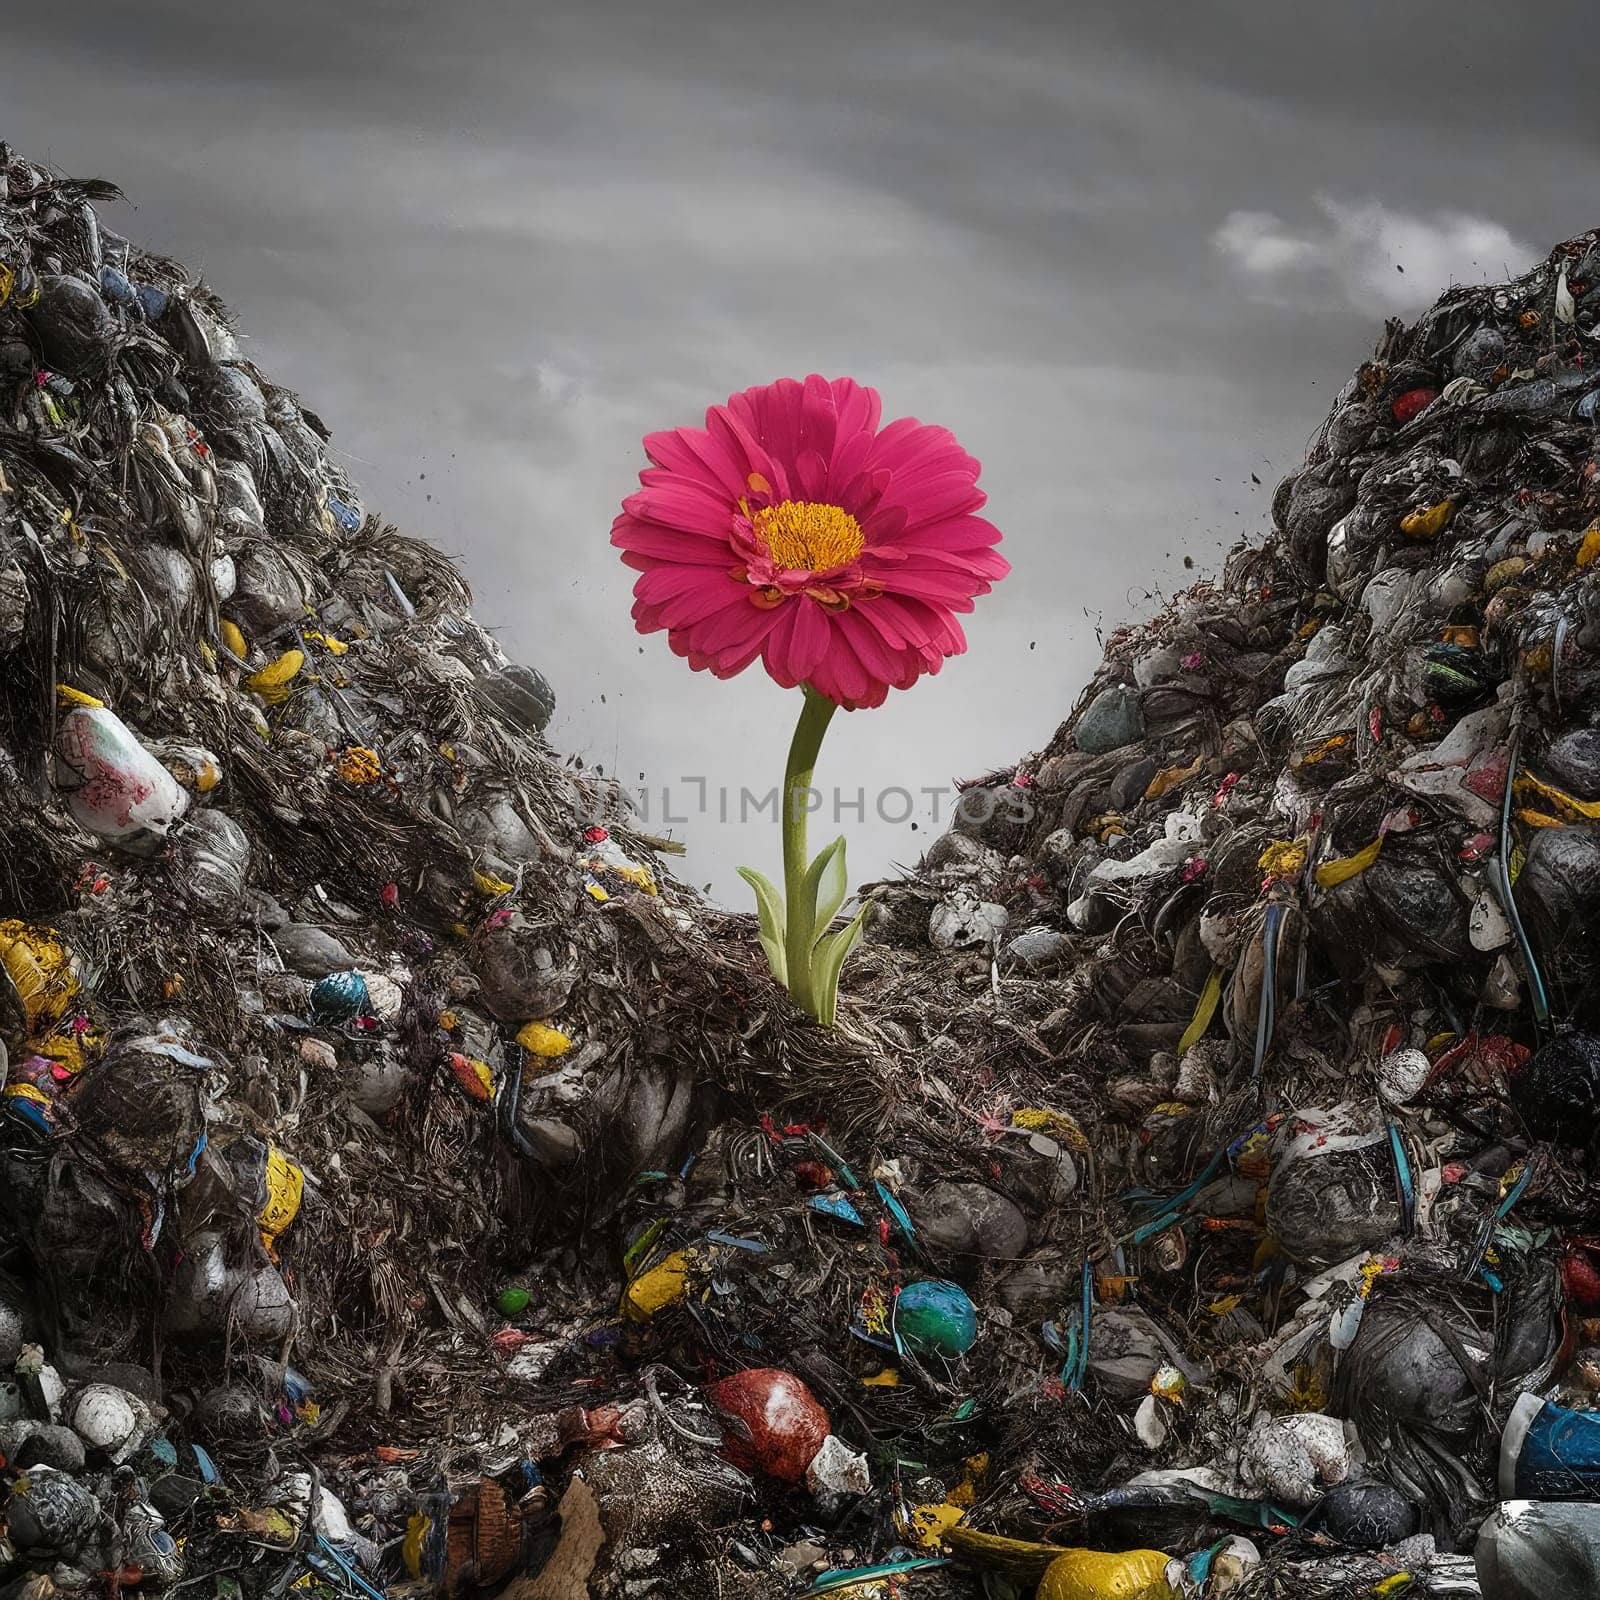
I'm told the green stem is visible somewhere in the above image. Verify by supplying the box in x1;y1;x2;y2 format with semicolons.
781;684;838;1015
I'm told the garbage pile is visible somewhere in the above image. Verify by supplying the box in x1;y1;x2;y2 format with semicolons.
2;141;1599;1600
0;143;860;1600
844;248;1600;1597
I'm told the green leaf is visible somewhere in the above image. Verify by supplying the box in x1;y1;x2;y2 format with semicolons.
737;865;788;988
811;903;868;1027
799;834;850;951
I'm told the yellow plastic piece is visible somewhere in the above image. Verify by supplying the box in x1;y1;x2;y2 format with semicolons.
1039;1548;1175;1600
1295;733;1351;768
1356;1255;1389;1298
603;861;657;894
35;1031;91;1074
1284;1365;1326;1411
1176;968;1223;1054
401;1514;430;1579
246;649;305;704
948;1453;988;1505
1517;808;1565;829
905;1502;965;1548
220;619;247;659
1144;758;1200;802
0;921;79;1029
1314;835;1383;888
621;1250;693;1321
1516;770;1600;822
1399;498;1456;540
861;1367;900;1387
258;1148;304;1255
1579;523;1600;568
516;1021;573;1058
164;749;221;792
1257;838;1308;879
472;869;515;897
1010;1107;1090;1152
54;684;104;708
945;1527;1069;1587
1083;813;1128;844
334;746;381;784
1150;1364;1187;1403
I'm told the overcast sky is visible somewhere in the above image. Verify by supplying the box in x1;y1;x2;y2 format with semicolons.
2;2;1587;900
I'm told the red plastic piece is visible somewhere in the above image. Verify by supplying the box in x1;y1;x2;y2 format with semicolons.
1392;387;1438;424
706;1367;829;1482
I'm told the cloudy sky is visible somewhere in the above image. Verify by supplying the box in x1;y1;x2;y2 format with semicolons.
2;2;1584;900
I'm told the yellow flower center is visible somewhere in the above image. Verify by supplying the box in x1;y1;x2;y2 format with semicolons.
752;499;864;571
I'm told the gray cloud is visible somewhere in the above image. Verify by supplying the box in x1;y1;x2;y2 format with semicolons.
1215;197;1538;314
2;1;1595;899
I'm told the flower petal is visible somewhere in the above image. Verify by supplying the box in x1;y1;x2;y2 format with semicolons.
644;426;747;499
786;596;833;681
809;624;882;709
623;482;737;537
634;565;749;628
611;517;737;565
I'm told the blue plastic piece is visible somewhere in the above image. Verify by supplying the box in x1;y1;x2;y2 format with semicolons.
1070;1259;1093;1388
327;496;362;533
6;1098;50;1134
894;1279;978;1359
808;1133;860;1190
808;1193;864;1226
1387;1125;1415;1235
1497;727;1551;1027
705;1230;768;1252
306;1536;386;1600
803;1559;949;1595
875;1180;916;1243
310;969;371;1024
1253;902;1284;1079
1501;1392;1600;1498
99;266;137;308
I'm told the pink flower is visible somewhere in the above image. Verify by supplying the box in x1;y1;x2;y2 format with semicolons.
611;376;1008;709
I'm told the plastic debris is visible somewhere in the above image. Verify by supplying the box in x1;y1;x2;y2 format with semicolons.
706;1368;830;1482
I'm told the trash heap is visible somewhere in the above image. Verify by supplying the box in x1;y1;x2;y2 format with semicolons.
1;143;1599;1600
